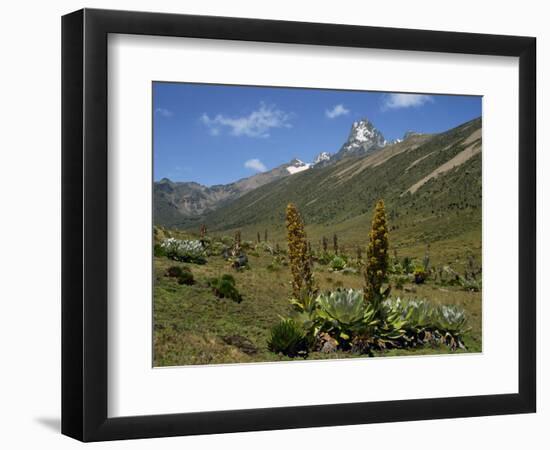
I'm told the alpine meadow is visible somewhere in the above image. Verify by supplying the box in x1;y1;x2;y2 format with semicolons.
153;83;482;366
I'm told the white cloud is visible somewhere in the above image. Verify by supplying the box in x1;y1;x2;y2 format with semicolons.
200;103;291;138
244;158;267;172
382;94;434;110
155;107;173;118
325;104;350;119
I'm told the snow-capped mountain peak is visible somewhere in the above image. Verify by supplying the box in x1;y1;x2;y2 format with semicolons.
337;118;386;158
286;158;311;174
283;119;387;175
313;151;332;165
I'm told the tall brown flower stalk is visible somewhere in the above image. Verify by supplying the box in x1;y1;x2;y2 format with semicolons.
286;203;314;300
364;199;390;310
199;223;207;239
232;230;242;256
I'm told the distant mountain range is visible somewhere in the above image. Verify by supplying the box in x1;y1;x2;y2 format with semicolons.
154;117;482;246
154;155;329;222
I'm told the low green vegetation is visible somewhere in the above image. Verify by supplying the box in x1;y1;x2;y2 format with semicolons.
208;274;243;303
153;198;481;366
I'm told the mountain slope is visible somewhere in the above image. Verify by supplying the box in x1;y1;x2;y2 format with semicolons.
154;159;315;225
191;117;482;247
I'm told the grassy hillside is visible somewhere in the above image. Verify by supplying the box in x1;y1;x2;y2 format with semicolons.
175;117;481;269
154;245;481;366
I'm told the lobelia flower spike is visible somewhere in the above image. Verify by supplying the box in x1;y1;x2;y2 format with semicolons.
364;199;390;311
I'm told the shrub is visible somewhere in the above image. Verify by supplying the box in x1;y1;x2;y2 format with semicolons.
267;319;307;357
209;274;242;303
221;273;235;284
435;265;462;286
154;244;166;257
393;276;408;290
402;256;413;274
165;265;184;278
241;240;255;251
160;238;207;264
330;256;346;271
220;235;233;246
208;241;226;256
177;270;195;285
389;261;404;275
460;277;481;292
317;252;333;265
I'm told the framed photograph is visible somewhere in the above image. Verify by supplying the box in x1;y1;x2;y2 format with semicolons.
62;8;536;442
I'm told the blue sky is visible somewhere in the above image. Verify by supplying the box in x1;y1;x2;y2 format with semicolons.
153;82;481;186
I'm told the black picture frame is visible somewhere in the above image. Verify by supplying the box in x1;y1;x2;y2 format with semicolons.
61;8;536;442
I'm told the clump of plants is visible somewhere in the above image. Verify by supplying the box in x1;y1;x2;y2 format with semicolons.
257;241;275;254
315;289;377;348
160;238;207;264
267;199;471;358
329;255;347;271
393;275;408;290
270;288;469;356
401;256;414;274
316;252;334;266
165;265;195;285
383;298;469;350
208;240;226;257
267;319;308;357
154;243;166;257
177;268;195;285
241;240;255;251
165;265;184;278
208;274;243;303
433;263;481;291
